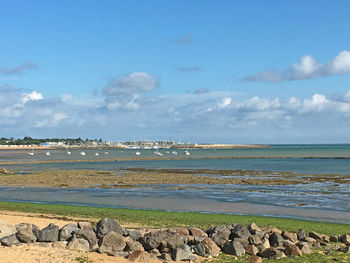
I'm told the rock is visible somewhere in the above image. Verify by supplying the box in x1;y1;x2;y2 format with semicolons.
296;242;312;254
128;229;142;241
149;248;161;257
330;235;338;242
339;234;350;245
15;223;32;232
16;229;37;243
248;223;262;234
67;237;90;252
248;255;263;263
168;227;189;236
161;233;186;249
128;250;152;262
309;231;323;240
284;244;302;256
78;221;93;231
141;230;169;250
0;220;16;239
31;224;40;239
0;234;20;247
223;240;245;256
259;247;286;259
340;245;350;253
244;244;259;255
269;232;284;247
322;235;330;243
172;244;196;261
210;225;231;247
193;237;220;257
29;242;52;247
59;223;79;241
188;227;208;238
125;237;145;252
234;237;249;247
52;241;67;249
262;226;282;235
99;231;126;253
95;218;123;239
313;242;322;250
297;229;306;241
105;251;130;257
230;224;251;240
37;223;59;242
249;235;262;245
324;243;340;251
74;228;98;251
160;253;172;261
304;237;316;244
282;231;297;242
0;167;12;174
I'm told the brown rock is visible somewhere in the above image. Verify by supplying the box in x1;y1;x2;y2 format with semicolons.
168;227;189;236
330;235;338;242
304;237;316;244
244;244;259;255
78;222;93;231
296;241;312;254
128;250;152;262
52;241;67;249
248;255;262;263
259;247;285;259
99;231;126;253
248;223;262;233
284;244;302;256
282;231;297;242
309;231;323;240
188;227;208;238
202;237;221;257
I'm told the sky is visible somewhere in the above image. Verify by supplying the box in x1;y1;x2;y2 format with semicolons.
1;0;350;144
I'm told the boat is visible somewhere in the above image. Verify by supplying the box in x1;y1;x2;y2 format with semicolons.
28;150;34;156
80;151;86;156
154;151;163;156
66;147;71;155
104;152;110;155
45;152;51;156
94;152;99;156
172;151;178;155
135;151;141;156
184;150;190;156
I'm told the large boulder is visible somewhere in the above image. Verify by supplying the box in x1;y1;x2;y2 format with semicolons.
193;237;220;257
99;231;126;253
37;223;59;242
188;227;208;238
297;229;306;241
59;223;79;241
222;240;245;256
95;218;123;239
269;232;284;247
141;230;170;250
67;237;90;252
0;234;20;247
0;220;16;239
74;228;98;251
172;244;196;261
16;229;37;243
230;224;251;240
259;248;285;259
127;229;142;241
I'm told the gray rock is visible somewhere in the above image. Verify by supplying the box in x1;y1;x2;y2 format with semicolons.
127;229;142;241
340;245;350;253
210;230;230;247
223;240;245;256
125;237;144;252
0;234;20;247
16;229;37;243
339;234;350;245
141;230;170;250
77;222;93;231
31;224;40;239
99;231;126;253
67;237;90;252
269;232;284;247
0;220;16;239
234;237;249;247
74;228;98;251
192;237;220;257
161;233;186;249
249;235;262;245
172;244;196;261
309;231;323;241
259;247;285;259
15;223;32;232
188;227;208;238
95;218;123;239
37;223;59;242
297;229;306;241
296;241;312;254
59;223;79;241
230;224;251;240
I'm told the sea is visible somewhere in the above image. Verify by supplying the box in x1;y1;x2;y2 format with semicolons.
1;144;350;224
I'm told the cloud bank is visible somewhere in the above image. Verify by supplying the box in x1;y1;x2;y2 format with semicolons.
2;78;350;143
244;50;350;82
0;62;38;76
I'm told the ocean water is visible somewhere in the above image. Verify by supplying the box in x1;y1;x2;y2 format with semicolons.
1;144;350;223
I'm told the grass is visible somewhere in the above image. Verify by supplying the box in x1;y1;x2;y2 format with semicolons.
0;201;348;236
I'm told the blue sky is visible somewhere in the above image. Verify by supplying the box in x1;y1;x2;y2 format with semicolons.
1;0;350;143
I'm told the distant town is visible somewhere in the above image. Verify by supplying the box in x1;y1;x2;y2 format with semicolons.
0;137;268;149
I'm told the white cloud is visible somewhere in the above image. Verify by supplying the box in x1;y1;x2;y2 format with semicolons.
218;97;232;108
21;91;43;104
244;50;350;82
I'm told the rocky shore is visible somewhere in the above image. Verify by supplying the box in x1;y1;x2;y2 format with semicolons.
0;217;349;263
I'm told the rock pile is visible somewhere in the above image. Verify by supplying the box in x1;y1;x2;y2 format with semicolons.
0;218;349;262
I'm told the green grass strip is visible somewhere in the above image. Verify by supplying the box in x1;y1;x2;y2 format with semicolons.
0;201;348;236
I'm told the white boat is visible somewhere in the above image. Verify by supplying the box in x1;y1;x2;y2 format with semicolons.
135;151;141;156
80;151;86;156
172;151;178;155
104;151;110;155
154;151;163;156
66;147;71;155
184;150;190;156
94;152;99;156
45;152;51;156
28;150;34;156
